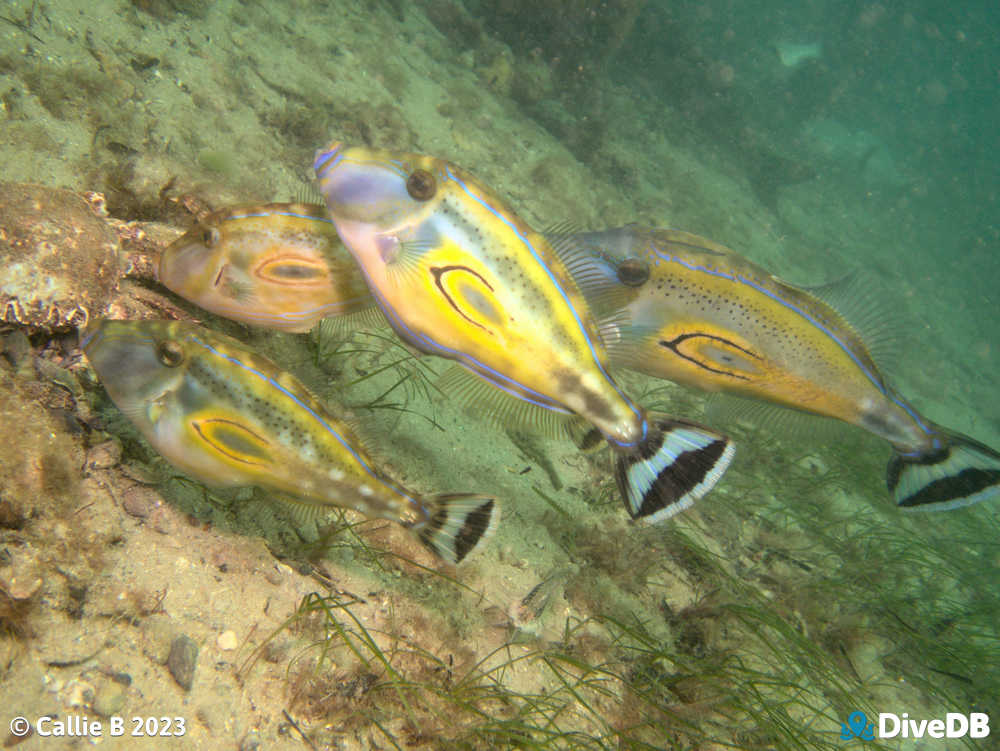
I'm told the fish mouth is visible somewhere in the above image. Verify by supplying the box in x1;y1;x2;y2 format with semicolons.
79;320;102;352
314;142;344;178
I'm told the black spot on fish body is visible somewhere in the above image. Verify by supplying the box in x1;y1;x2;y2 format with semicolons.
554;369;618;424
861;409;908;442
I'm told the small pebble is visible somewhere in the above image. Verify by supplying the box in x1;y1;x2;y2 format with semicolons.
85;441;121;471
62;678;95;709
262;565;283;586
166;635;198;691
5;575;43;600
121;485;161;518
150;506;176;534
216;630;238;651
0;499;25;530
92;679;126;717
108;671;132;686
141;615;175;664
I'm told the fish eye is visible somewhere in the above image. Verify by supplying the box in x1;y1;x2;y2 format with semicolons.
616;258;650;287
406;169;437;201
202;227;221;247
156;340;185;368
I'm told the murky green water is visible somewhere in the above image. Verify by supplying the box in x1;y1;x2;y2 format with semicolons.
0;1;997;748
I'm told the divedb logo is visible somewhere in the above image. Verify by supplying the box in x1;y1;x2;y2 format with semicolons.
841;710;990;741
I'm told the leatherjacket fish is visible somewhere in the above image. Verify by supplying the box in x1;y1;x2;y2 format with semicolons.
158;203;372;332
565;225;1000;511
314;144;734;522
81;319;497;563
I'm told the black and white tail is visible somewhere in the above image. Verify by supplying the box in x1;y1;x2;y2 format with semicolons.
614;413;734;522
888;428;1000;511
410;494;500;564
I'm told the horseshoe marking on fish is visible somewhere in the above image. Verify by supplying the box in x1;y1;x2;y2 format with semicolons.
430;265;497;334
192;418;273;466
659;332;760;380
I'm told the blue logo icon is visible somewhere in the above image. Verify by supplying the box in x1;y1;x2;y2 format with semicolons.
841;711;875;741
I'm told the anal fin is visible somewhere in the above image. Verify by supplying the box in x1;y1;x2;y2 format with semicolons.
437;364;573;438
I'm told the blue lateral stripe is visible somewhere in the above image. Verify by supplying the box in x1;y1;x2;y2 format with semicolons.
443;166;644;442
189;334;418;508
655;251;933;436
224;210;333;224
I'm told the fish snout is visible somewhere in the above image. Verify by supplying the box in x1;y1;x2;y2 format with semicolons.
313;142;344;178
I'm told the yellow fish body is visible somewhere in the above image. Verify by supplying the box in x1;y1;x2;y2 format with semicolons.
568;225;1000;511
314;144;734;521
158;203;372;332
81;319;497;563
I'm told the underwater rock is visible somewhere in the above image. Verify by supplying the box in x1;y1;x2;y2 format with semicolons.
121;485;162;519
166;634;198;691
91;678;127;717
1;330;31;369
216;630;238;651
84;441;122;473
0;183;120;331
61;678;96;711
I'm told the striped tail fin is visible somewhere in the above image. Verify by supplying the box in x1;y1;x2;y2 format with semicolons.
410;494;499;564
888;428;1000;511
614;413;734;522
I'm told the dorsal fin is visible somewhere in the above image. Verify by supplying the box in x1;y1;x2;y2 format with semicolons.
799;269;902;373
544;224;639;315
544;222;591;281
